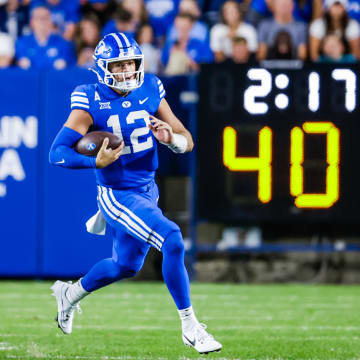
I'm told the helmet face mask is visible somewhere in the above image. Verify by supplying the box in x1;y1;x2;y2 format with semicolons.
92;33;144;92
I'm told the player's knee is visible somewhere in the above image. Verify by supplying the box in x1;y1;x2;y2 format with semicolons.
117;263;142;279
162;230;184;256
106;264;123;281
103;261;135;280
118;265;140;279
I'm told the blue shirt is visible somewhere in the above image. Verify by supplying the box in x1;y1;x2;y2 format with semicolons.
250;0;272;15
161;38;214;65
144;0;180;38
345;0;360;21
31;0;80;34
15;33;76;69
167;20;209;43
101;20;135;39
70;74;166;189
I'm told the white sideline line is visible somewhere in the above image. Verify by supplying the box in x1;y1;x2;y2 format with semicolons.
1;333;356;341
1;292;359;309
0;292;358;301
5;308;43;312
199;303;355;308
4;356;241;360
0;334;36;337
5;356;157;360
265;336;360;341
0;293;356;307
0;355;239;360
1;304;354;312
2;313;314;322
0;342;17;351
12;323;360;331
5;356;360;360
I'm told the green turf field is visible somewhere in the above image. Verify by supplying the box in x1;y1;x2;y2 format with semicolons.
0;281;360;360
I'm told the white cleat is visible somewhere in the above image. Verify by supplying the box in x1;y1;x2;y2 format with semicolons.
51;280;82;334
182;323;222;354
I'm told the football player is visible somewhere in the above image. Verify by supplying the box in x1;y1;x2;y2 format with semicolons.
49;32;222;354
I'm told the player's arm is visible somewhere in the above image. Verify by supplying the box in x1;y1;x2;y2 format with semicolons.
150;98;194;153
49;109;123;169
64;108;93;135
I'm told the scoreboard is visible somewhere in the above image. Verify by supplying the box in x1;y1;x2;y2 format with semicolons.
197;63;360;228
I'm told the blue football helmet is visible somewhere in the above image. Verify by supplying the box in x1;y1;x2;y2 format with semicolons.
92;32;144;92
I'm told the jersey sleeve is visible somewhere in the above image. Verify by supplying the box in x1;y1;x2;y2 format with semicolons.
70;85;91;112
143;74;166;113
157;77;166;100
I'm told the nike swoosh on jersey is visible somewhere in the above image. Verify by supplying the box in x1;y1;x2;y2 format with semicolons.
183;334;196;347
139;97;149;104
55;159;65;164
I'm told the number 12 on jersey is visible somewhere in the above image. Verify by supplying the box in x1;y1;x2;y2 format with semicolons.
107;110;153;155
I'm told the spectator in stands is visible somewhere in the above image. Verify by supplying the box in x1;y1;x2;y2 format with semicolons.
229;36;256;63
30;0;80;41
0;0;30;41
202;0;250;28
309;0;360;61
101;5;136;38
163;40;198;75
0;31;15;67
210;0;257;62
167;0;209;43
317;33;356;62
267;29;294;58
74;14;100;68
245;0;323;27
15;5;76;69
144;0;180;44
82;0;116;28
162;12;213;75
257;0;307;60
121;0;148;29
136;23;160;74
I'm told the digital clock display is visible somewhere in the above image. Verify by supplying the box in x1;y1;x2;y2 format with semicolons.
197;64;360;227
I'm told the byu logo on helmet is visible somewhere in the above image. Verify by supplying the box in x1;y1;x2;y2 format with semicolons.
94;41;105;55
87;143;97;151
91;32;144;93
94;40;111;56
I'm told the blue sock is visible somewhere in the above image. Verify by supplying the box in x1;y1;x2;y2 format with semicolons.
81;258;139;292
161;231;191;309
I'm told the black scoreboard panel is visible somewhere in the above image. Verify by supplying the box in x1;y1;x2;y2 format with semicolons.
197;63;360;227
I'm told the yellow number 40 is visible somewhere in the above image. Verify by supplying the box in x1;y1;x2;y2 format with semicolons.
223;122;340;208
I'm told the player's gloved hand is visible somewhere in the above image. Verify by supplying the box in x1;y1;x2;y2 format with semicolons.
149;115;173;144
95;137;124;169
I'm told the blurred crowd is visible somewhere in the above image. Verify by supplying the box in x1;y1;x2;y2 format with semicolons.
0;0;359;74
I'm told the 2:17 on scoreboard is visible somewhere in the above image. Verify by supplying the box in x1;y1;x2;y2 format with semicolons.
197;64;360;225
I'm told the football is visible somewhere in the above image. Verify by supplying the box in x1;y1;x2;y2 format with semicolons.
74;131;122;156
